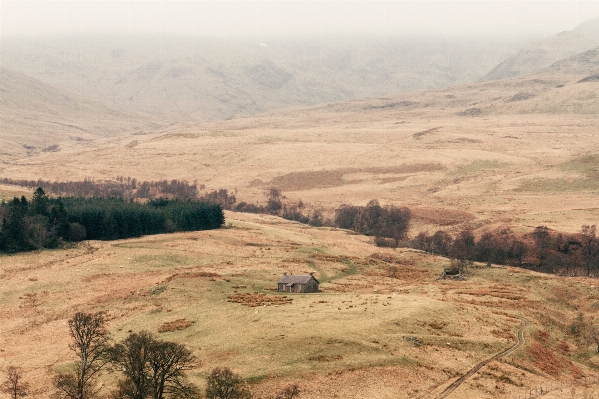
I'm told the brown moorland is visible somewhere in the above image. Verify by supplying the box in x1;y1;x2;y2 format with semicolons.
2;47;599;398
2;212;599;398
2;64;598;234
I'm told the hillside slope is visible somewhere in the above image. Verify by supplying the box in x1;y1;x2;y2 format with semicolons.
539;46;599;76
1;35;525;122
1;212;599;398
480;15;599;81
0;67;162;161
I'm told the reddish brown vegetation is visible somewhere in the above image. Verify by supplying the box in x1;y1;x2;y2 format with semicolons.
490;329;514;340
528;341;562;376
227;293;293;307
158;318;193;333
535;330;550;344
556;341;570;354
570;362;584;379
164;271;221;282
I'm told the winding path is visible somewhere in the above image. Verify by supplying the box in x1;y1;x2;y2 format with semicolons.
433;316;529;399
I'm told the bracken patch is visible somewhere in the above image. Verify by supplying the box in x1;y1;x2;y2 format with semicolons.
528;341;561;376
164;271;221;282
227;293;293;307
158;318;193;333
308;354;343;362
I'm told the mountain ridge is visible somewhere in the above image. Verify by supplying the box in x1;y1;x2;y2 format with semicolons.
1;35;527;122
480;15;599;81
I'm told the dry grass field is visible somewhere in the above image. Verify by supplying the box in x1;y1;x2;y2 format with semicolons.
2;68;598;235
2;44;599;398
0;185;29;201
2;211;599;399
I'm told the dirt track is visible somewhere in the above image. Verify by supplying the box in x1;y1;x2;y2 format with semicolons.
433;316;530;399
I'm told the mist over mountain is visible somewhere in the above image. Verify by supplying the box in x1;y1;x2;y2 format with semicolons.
539;47;599;77
480;15;599;81
0;66;162;161
2;14;599;164
1;35;527;122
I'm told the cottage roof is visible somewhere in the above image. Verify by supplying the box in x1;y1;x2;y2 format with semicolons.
278;274;319;285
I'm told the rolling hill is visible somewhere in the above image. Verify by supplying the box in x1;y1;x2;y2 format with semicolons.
541;46;599;77
2;210;599;398
0;66;163;162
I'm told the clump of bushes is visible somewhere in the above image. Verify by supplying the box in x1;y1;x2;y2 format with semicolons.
335;200;411;247
409;224;599;277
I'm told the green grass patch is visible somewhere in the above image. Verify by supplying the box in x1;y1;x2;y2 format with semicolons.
339;258;358;277
132;254;196;268
306;259;329;283
515;178;599;193
451;160;510;176
559;153;599;178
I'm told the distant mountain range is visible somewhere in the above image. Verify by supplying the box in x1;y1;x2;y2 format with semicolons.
0;67;162;160
1;35;526;122
480;15;599;81
2;17;599;163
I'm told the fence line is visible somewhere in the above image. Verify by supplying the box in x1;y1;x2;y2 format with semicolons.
512;376;599;398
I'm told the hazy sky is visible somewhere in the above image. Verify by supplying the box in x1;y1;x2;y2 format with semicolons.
2;1;599;39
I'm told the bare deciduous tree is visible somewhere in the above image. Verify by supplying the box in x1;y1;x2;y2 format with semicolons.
275;384;300;399
532;226;552;267
54;374;79;399
205;368;252;399
147;340;198;399
430;231;452;256
377;206;411;247
581;225;598;276
2;366;29;399
450;230;476;262
110;331;199;399
110;331;154;399
55;312;109;399
265;188;283;215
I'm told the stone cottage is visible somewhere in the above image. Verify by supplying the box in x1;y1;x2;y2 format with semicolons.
277;273;319;293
